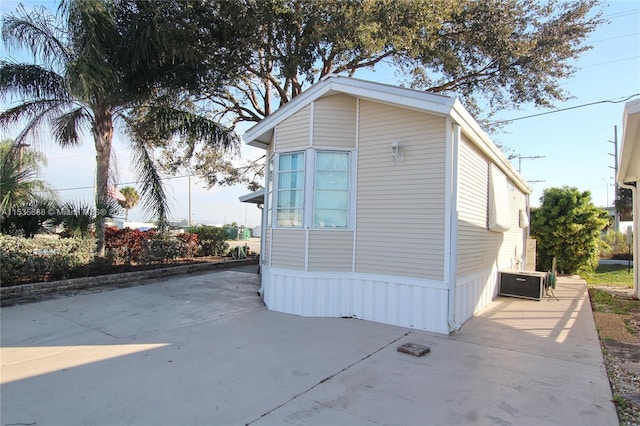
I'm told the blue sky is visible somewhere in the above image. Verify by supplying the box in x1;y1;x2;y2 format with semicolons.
1;0;638;227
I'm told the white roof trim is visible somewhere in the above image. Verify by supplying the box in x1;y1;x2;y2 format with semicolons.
450;100;530;193
618;99;640;184
243;76;454;148
243;75;531;194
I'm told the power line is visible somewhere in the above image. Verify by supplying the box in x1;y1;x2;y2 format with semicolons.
580;55;640;69
53;174;197;192
591;32;640;43
497;93;640;123
602;8;640;20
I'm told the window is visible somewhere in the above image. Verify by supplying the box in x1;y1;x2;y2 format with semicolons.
276;152;305;227
272;150;352;229
314;151;350;228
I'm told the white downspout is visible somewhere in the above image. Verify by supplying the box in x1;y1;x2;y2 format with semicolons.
619;181;638;298
448;123;462;332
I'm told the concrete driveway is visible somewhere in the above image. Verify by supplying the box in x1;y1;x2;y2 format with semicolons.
1;268;617;425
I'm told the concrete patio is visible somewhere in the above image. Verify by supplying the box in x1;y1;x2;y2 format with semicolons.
1;268;618;425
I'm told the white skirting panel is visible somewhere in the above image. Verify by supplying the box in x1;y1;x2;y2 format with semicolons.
262;267;450;334
454;267;500;324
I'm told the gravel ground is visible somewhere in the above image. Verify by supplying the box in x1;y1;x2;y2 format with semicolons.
591;285;640;425
602;345;640;425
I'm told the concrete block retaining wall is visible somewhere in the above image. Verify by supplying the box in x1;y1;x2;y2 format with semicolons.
1;258;258;305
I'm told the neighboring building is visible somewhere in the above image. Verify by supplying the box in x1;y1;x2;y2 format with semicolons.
618;99;639;297
603;207;633;234
105;218;156;230
241;76;532;334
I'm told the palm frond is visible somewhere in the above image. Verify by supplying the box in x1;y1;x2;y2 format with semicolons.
0;151;37;210
0;61;70;103
128;136;170;231
0;144;59;210
52;106;90;148
66;55;119;100
2;5;71;68
0;99;65;127
63;0;120;100
139;105;241;154
48;198;120;238
0;99;78;147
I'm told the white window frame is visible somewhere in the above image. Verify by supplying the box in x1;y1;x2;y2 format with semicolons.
312;150;352;229
266;155;274;228
274;151;305;228
271;149;355;229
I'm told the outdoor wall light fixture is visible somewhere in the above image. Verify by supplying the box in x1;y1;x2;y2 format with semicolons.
391;140;405;162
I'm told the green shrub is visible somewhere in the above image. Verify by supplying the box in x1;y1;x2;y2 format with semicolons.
0;234;94;286
140;234;182;264
185;225;229;256
530;187;609;274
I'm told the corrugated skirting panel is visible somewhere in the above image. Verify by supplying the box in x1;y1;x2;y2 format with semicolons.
262;267;449;334
454;267;500;324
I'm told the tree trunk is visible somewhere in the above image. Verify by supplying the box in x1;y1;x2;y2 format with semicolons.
92;107;113;258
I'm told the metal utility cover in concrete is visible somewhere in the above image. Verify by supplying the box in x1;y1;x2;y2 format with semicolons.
397;343;431;357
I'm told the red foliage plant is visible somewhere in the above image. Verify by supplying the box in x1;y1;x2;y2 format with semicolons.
176;232;199;258
105;226;157;264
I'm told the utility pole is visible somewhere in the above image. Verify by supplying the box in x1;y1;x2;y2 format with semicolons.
608;125;619;232
15;142;30;171
188;175;192;227
517;155;545;174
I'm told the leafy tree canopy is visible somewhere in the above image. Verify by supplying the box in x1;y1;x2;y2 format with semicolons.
615;186;633;220
530;186;609;274
160;0;603;189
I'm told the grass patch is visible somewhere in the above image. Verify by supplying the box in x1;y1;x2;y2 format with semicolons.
582;264;634;288
589;288;639;314
613;394;630;411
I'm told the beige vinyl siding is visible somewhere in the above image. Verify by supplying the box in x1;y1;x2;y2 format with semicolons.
276;105;311;151
312;94;357;149
457;137;492;275
308;230;354;272
355;100;446;280
456;136;525;275
497;185;527;267
270;229;306;270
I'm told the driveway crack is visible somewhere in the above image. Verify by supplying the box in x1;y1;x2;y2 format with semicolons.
31;305;119;339
244;330;411;425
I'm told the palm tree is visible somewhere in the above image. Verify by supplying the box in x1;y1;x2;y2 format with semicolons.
0;1;240;257
0;140;60;236
0;139;56;210
117;186;139;222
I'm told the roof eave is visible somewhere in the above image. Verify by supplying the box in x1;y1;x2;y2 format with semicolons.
450;100;532;195
239;189;265;204
618;99;640;184
243;76;456;148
